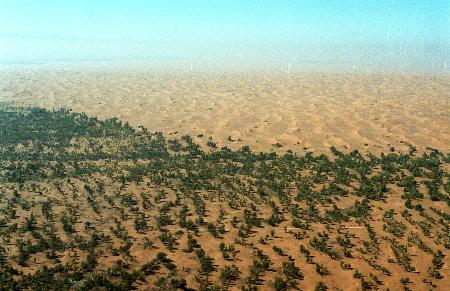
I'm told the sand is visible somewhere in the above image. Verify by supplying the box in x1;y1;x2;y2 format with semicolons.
1;67;449;154
1;66;450;290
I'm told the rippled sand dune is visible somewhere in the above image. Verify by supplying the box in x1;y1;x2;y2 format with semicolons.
1;68;449;153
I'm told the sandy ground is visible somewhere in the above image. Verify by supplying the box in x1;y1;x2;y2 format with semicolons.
1;67;449;153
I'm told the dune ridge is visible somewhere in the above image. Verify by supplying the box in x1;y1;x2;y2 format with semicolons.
1;68;449;154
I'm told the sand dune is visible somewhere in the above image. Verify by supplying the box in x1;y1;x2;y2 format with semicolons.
1;68;449;153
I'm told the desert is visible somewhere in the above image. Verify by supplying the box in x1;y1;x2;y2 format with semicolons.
0;65;449;290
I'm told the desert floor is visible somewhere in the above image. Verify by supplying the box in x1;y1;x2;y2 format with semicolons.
1;67;449;154
1;66;450;290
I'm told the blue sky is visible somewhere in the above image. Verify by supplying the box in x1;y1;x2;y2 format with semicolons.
1;0;449;71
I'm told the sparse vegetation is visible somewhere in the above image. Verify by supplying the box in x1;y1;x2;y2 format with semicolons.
0;104;448;289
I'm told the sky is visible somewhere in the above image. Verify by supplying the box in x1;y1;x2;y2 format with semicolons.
1;0;449;72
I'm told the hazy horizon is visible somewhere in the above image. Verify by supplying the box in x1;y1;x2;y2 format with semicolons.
1;0;449;73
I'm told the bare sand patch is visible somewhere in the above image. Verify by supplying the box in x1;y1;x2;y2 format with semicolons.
1;69;449;153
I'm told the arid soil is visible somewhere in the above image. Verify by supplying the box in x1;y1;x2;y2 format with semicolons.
1;68;449;154
0;68;449;290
